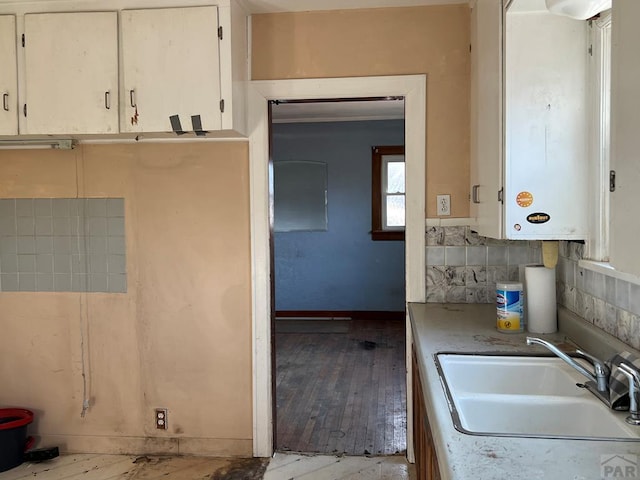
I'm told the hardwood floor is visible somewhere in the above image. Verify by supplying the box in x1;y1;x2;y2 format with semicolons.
275;319;407;456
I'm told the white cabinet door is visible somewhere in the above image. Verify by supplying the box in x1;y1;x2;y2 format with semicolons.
504;9;588;240
120;6;222;133
23;12;118;134
609;1;640;275
470;0;503;239
0;15;18;135
471;0;588;241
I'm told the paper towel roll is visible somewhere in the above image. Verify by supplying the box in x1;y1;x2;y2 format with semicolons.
518;263;539;330
525;264;557;334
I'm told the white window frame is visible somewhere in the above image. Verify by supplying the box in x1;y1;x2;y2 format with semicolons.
381;154;406;230
585;11;611;262
579;12;640;285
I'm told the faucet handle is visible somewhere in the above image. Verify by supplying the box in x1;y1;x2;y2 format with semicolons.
576;349;610;392
575;349;610;376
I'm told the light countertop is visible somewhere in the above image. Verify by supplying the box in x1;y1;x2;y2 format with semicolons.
408;303;640;480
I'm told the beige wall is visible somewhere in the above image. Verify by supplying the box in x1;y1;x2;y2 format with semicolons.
252;5;471;217
0;4;470;456
0;142;253;456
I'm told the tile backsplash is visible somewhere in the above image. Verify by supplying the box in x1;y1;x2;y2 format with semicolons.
430;229;640;351
0;198;127;293
557;241;640;350
426;226;541;303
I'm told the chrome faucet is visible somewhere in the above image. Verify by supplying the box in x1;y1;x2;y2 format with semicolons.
618;363;640;425
525;337;610;393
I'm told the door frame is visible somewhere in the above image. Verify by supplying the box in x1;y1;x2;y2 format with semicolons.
248;75;426;460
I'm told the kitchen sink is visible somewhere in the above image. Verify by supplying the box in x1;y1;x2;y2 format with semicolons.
435;353;640;441
437;354;587;396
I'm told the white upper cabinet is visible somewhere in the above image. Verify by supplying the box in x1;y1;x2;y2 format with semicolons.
0;15;18;135
120;6;222;134
0;3;248;138
23;12;119;134
504;5;588;240
609;1;640;275
470;0;503;239
471;0;589;240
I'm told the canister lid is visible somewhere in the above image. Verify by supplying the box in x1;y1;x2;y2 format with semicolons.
496;281;523;291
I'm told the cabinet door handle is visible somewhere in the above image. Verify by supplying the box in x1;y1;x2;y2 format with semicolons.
129;89;136;108
2;93;8;111
104;91;110;110
472;184;480;204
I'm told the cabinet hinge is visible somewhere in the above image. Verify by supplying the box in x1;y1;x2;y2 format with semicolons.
220;99;225;113
498;188;504;204
588;44;593;56
23;104;26;117
610;170;616;192
21;34;25;47
218;26;223;40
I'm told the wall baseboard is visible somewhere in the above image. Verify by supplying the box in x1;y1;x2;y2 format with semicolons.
37;435;252;457
275;310;405;321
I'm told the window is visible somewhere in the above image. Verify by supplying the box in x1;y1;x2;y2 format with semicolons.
371;145;405;241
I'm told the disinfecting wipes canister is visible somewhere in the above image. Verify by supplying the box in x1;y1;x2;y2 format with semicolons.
496;281;523;333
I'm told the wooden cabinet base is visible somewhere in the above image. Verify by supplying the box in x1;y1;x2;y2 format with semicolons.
412;348;441;480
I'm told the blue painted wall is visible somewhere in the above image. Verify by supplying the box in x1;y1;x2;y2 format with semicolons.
273;120;405;311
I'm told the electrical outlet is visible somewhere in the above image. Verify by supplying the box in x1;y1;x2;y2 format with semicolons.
437;194;451;216
155;408;168;430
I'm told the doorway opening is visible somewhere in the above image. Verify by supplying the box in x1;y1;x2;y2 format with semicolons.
269;98;407;455
248;75;426;460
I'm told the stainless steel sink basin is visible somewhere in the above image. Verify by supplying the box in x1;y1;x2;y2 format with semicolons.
435;353;640;441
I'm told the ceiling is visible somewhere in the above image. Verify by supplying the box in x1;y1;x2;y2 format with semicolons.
271;99;405;124
0;0;466;8
243;0;466;14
